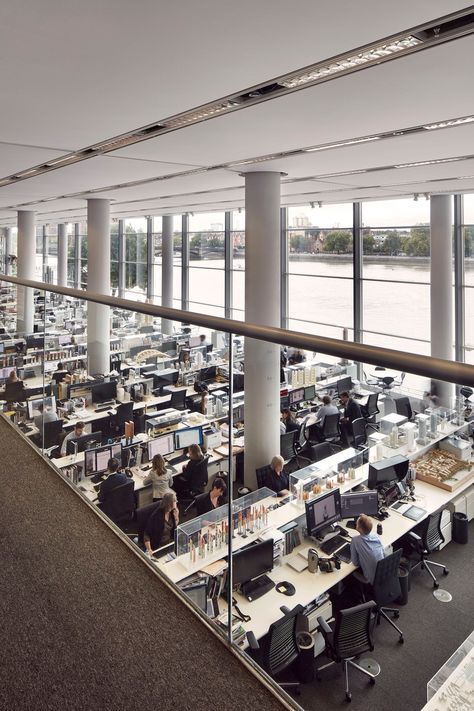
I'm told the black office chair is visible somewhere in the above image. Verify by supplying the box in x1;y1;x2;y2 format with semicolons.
370;549;404;644
170;389;187;411
320;412;342;446
394;396;413;421
176;456;210;505
361;393;380;431
255;464;272;489
379;376;395;393
317;601;378;703
30;419;64;453
280;431;311;471
246;604;303;695
305;441;341;464
294;417;310;455
98;479;136;527
405;510;449;589
350;417;367;448
132;500;161;548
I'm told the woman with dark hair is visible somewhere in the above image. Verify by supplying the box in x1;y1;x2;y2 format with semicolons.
281;408;299;433
194;477;228;515
143;491;179;554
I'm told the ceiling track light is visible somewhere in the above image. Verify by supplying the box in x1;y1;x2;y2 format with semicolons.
424;193;430;200
414;193;419;201
318;201;322;208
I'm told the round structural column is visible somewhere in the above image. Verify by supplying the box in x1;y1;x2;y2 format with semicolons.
244;172;282;488
57;223;68;287
17;210;36;333
4;227;12;275
430;194;454;405
87;199;110;375
161;215;174;334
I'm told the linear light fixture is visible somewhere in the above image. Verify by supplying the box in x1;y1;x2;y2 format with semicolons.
424;115;474;130
394;157;463;168
279;36;421;88
305;136;380;152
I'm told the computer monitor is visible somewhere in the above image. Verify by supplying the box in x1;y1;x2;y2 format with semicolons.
26;336;44;350
154;370;179;394
305;489;342;538
160;339;177;354
0;365;16;380
337;376;353;396
58;335;71;346
148;432;175;459
280;394;290;410
232;539;274;586
368;455;409;490
84;442;122;475
341;491;379;521
233;373;244;393
188;336;201;348
66;431;103;455
68;383;93;404
174;426;203;450
289;388;305;406
182;581;208;613
27;395;57;420
304;384;316;401
84;449;96;476
129;345;148;359
200;365;217;382
91;381;117;404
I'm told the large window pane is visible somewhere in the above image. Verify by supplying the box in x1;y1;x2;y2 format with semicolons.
466;286;474;364
288;275;352;332
362;197;430;227
189;267;224;310
288;203;353;228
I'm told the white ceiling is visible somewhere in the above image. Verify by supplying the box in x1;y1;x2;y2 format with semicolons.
0;0;473;224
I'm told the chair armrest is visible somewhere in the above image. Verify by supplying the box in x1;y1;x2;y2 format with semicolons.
280;605;292;616
317;616;332;635
246;631;259;650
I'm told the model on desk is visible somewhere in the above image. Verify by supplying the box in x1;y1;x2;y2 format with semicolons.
350;514;385;584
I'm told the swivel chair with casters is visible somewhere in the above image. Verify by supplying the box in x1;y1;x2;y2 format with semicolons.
169;388;187;411
246;604;303;695
317;600;378;703
255;464;272;489
306;441;342;463
320;412;342;446
98;479;136;528
175;455;210;506
370;549;404;644
379;376;395;394
280;431;311;471
361;393;380;431
30;419;64;452
405;510;449;589
127;500;161;548
350;417;367;448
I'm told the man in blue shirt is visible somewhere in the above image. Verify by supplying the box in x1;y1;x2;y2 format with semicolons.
350;514;385;584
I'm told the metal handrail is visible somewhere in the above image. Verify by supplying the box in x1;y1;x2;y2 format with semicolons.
1;273;473;386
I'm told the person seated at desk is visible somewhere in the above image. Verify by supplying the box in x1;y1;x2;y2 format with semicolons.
51;362;72;385
311;395;340;441
60;421;85;456
350;514;385;585
339;391;362;446
265;455;289;495
143;453;174;502
178;349;191;367
199;334;209;348
280;408;299;434
143;491;179;554
288;348;306;365
172;443;206;496
97;457;131;504
194;476;228;515
3;370;27;403
33;403;58;430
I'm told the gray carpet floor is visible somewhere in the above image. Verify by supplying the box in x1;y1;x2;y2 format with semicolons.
295;520;474;711
0;418;288;711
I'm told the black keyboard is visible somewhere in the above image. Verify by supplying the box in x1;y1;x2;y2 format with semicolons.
335;543;351;564
242;574;275;602
168;452;188;464
320;534;348;556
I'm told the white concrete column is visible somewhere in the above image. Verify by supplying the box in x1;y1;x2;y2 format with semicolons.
87;199;110;375
161;215;174;334
244;172;282;487
57;223;68;287
430;194;454;406
4;227;12;275
17;211;36;333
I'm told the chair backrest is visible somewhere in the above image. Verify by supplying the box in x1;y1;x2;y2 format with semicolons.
422;510;444;552
100;479;136;524
42;419;65;448
260;605;302;677
280;431;297;461
381;376;395;389
372;549;402;607
135;484;154;508
394;396;412;420
321;412;340;439
363;393;379;418
351;417;367;447
332;601;376;661
170;389;187;410
188;456;209;491
116;401;134;423
255;464;272;488
135;500;161;545
308;441;333;462
296;418;308;449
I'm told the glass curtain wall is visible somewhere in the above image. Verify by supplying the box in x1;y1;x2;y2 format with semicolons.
231;209;245;321
188;212;225;317
67;226;75;287
287;203;354;340
463;194;474;365
124;218;147;300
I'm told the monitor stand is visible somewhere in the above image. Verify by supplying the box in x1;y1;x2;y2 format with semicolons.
314;522;341;542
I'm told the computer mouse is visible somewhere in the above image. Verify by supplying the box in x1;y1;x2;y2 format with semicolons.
276;581;296;596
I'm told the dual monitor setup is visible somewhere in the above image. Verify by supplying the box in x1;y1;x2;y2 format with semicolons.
68;380;118;404
147;425;203;459
305;455;410;537
281;384;317;410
